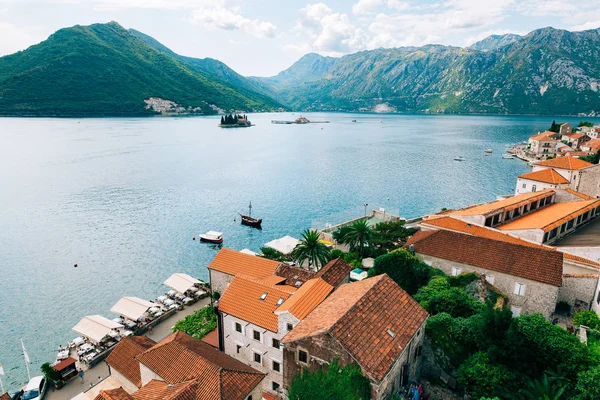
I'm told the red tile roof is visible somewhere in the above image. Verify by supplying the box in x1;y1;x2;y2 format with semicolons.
53;357;77;372
275;278;333;320
136;331;264;400
283;275;428;383
273;264;316;287
585;139;600;149
106;336;156;387
420;216;600;269
530;132;558;141
201;328;219;349
132;380;196;400
94;389;134;400
219;275;295;332
518;169;569;184
314;258;353;287
534;156;594;170
407;229;563;286
262;394;281;400
207;248;280;279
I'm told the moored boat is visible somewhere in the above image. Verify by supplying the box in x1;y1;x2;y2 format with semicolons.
454;156;466;161
240;201;262;229
484;149;493;153
199;231;223;244
502;154;515;159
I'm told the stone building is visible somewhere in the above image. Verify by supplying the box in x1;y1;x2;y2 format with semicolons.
560;122;573;136
282;275;428;400
218;274;334;396
528;132;559;158
103;332;265;400
407;229;563;317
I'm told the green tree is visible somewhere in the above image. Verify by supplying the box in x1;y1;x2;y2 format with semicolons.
172;306;217;339
288;360;371;400
336;220;374;256
41;362;61;385
291;229;331;270
519;373;568;400
260;247;287;261
371;220;413;252
573;366;600;400
456;352;516;399
414;276;483;318
549;120;560;133
580;150;600;164
573;311;600;330
578;121;594;127
368;249;434;295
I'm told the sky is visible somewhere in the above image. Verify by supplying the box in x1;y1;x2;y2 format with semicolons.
1;0;600;76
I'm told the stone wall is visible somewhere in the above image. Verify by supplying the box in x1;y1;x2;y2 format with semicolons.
109;368;139;393
139;364;163;386
222;313;285;395
417;254;559;318
558;274;599;308
209;269;233;295
576;165;600;198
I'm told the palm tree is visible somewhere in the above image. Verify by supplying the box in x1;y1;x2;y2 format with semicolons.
342;220;373;256
519;373;567;400
292;229;331;271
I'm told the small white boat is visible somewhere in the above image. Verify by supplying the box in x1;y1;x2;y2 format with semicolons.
502;154;514;159
484;149;493;153
454;156;466;161
199;231;223;244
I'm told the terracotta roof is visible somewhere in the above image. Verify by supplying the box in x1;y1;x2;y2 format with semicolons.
448;190;554;217
563;273;599;278
564;189;595;200
518;169;569;184
219;275;295;332
106;336;156;387
419;216;600;269
283;275;428;383
586;139;600;149
314;258;353;287
534;156;594;170
262;394;281;400
568;151;591;157
570;133;587;139
201;328;219;348
498;199;600;232
1;394;11;400
95;389;134;400
136;332;264;399
275;278;333;319
132;380;196;400
273;264;316;287
259;275;287;286
207;248;280;279
530;132;558;141
408;229;563;286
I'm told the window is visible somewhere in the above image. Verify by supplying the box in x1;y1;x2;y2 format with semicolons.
298;350;308;364
522;183;526;189
485;275;495;285
276;297;284;306
511;306;522;317
235;323;242;333
532;184;537;192
254;352;262;364
272;360;281;372
514;283;526;296
451;267;462;276
567;219;574;230
287;323;293;331
236;344;242;354
272;382;280;392
260;292;268;301
247;396;252;400
253;330;261;342
272;338;280;349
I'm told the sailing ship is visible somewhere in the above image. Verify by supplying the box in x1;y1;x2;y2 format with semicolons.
239;202;262;229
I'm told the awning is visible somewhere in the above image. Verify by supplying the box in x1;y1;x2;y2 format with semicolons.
53;357;77;372
110;297;155;321
72;315;123;343
164;273;202;294
264;235;299;255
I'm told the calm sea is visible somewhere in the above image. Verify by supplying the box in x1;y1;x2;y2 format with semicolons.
0;112;596;389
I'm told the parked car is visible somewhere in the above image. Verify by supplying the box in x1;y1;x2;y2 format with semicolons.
22;376;46;400
10;389;23;400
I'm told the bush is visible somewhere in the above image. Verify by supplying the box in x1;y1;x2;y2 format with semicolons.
172;306;217;339
414;276;484;318
573;311;600;330
448;272;479;287
456;352;516;399
330;249;345;259
260;247;287;261
288;360;371;400
573;366;600;400
370;249;434;295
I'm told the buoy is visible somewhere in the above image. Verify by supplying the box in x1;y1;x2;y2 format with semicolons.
192;237;196;241
74;263;78;268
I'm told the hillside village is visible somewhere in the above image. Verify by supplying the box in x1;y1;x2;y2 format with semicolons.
6;126;600;400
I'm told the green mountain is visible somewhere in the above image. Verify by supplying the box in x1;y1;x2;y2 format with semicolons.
258;27;600;115
468;34;522;51
0;22;282;116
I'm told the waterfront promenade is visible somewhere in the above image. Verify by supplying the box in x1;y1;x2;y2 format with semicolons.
45;298;211;400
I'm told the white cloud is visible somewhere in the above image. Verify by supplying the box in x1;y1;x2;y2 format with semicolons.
191;3;276;38
0;22;45;56
352;0;409;15
295;3;368;54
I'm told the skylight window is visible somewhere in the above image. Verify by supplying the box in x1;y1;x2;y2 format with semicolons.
276;297;284;306
260;292;268;301
386;329;396;338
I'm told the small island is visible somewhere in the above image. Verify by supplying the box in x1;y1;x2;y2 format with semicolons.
219;113;253;128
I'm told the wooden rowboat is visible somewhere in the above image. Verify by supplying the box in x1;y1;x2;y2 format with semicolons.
239;201;262;229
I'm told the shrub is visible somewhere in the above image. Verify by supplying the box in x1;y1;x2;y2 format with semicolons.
172;306;217;339
330;249;345;259
573;366;600;400
456;352;516;399
415;276;484;318
573;311;600;330
370;249;434;295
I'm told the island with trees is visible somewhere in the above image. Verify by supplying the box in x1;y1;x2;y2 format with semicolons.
218;113;252;128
